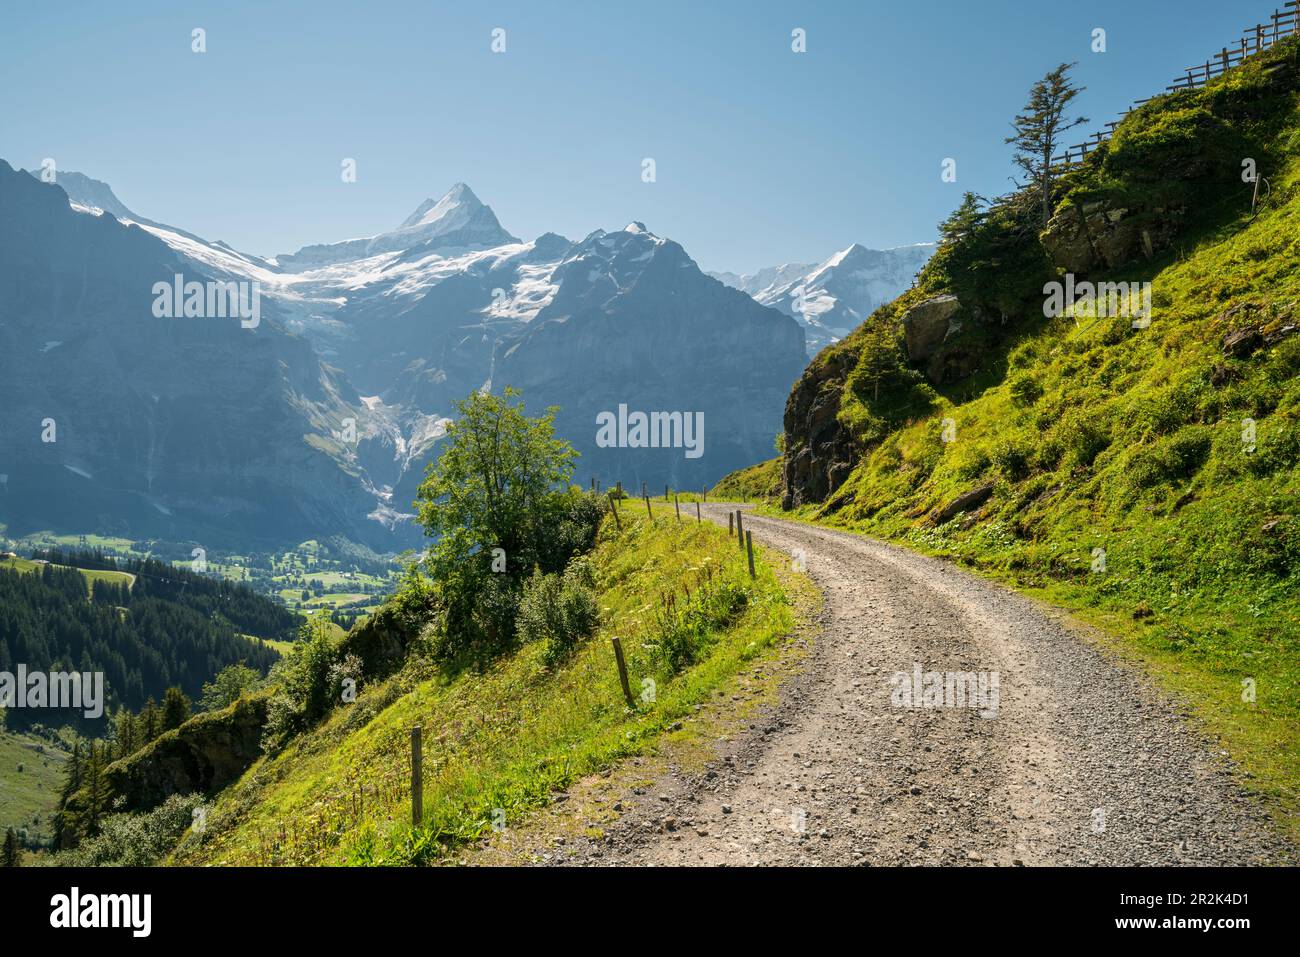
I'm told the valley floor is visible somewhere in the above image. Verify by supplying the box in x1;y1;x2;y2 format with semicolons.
485;504;1294;866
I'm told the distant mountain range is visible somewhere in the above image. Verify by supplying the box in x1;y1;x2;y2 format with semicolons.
0;162;818;550
710;242;934;355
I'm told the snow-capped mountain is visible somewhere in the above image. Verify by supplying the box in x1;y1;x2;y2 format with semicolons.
711;242;935;356
274;182;520;272
2;161;385;548
7;165;807;548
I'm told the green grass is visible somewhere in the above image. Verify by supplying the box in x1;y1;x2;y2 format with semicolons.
711;457;783;502
252;636;301;657
171;502;801;865
1;556;136;595
0;729;70;845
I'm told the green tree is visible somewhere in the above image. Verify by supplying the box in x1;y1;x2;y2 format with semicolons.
416;388;577;572
413;388;600;664
1;827;20;866
112;708;137;760
161;687;191;732
52;741;83;849
82;742;107;838
939;192;987;245
138;698;160;743
200;662;261;712
1006;62;1088;226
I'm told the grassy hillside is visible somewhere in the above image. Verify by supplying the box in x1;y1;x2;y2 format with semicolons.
170;503;802;865
0;554;135;595
0;728;70;846
726;39;1300;839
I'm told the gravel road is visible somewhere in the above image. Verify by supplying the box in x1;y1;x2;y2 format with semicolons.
556;504;1293;866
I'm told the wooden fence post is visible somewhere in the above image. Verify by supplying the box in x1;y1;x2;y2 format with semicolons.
664;484;669;501
410;726;423;827
729;512;734;534
607;491;622;529
696;500;702;523
736;510;746;549
644;493;653;520
745;531;755;579
611;637;636;708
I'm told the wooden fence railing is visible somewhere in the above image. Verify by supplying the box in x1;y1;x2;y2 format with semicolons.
1052;1;1300;167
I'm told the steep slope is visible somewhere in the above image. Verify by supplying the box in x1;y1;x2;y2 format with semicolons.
712;243;935;356
283;219;808;496
161;504;796;866
0;161;390;548
738;37;1300;834
491;225;807;491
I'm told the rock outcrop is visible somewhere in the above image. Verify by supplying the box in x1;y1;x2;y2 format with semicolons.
91;695;270;812
781;345;859;509
902;295;961;362
932;483;995;524
1040;201;1182;275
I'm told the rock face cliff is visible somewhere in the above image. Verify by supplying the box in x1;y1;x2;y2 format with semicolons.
491;227;808;490
781;345;861;509
87;695;270;812
0;161;389;548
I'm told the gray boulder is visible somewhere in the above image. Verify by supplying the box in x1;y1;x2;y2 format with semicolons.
903;295;961;361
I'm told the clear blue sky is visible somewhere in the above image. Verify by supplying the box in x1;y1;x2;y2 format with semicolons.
0;0;1263;273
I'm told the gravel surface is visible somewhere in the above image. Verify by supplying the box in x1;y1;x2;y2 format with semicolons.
555;505;1294;866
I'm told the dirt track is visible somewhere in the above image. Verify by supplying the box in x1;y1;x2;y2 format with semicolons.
554;505;1293;866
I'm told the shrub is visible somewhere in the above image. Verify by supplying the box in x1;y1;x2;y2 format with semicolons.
1051;408;1112;468
517;558;601;667
990;434;1034;480
262;618;340;749
56;794;202;867
1007;371;1042;406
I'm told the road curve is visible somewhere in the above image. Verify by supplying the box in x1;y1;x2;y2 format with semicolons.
559;504;1293;866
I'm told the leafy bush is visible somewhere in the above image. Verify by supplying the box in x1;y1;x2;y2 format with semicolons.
262;618;340;749
1047;408;1112;468
517;558;601;667
990;433;1034;479
53;794;202;867
1007;371;1042;406
200;662;262;712
1123;427;1213;496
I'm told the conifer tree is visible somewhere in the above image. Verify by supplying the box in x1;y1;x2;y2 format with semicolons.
1006;63;1088;226
161;686;192;731
1;828;20;867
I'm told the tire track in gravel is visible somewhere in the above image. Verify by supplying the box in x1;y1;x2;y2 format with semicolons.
557;505;1293;866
